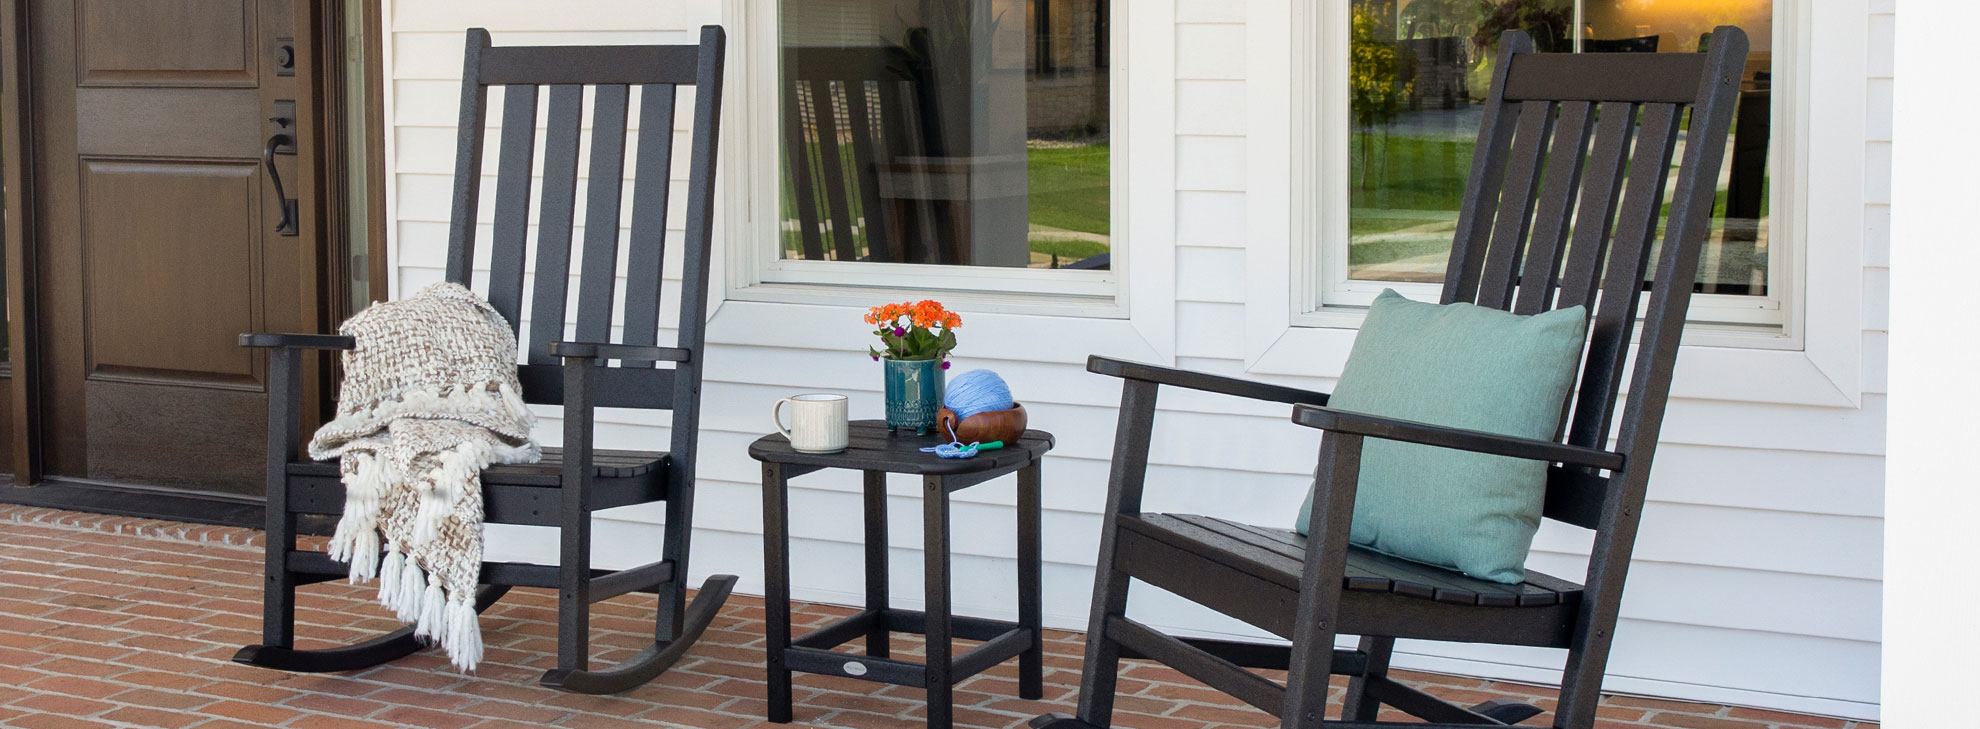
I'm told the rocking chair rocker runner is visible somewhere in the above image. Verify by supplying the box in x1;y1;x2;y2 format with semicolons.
1034;27;1747;729
235;26;734;694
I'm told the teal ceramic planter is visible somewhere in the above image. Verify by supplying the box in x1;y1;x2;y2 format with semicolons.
883;358;946;434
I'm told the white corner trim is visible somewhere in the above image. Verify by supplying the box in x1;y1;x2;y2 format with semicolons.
1243;0;1303;371
1243;0;1866;409
1123;0;1179;363
1793;0;1868;408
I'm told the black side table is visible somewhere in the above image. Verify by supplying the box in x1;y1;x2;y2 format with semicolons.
751;420;1055;729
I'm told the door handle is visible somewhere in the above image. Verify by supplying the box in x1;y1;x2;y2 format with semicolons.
263;132;299;237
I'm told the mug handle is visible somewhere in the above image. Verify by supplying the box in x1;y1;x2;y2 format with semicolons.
772;397;796;439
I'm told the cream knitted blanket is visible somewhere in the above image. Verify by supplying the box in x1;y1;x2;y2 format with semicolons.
310;282;539;672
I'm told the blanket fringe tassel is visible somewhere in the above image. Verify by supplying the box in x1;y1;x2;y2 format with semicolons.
327;452;388;581
359;554;485;672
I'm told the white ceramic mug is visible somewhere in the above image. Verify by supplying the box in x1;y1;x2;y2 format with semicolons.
772;394;850;454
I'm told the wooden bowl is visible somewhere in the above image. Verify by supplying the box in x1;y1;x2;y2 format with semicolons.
936;402;1027;444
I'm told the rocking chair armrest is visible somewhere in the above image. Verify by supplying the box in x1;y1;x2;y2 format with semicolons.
1290;403;1624;471
549;341;692;364
238;333;357;350
1088;355;1329;406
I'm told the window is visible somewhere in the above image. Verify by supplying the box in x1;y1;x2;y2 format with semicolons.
759;0;1117;300
1317;0;1789;327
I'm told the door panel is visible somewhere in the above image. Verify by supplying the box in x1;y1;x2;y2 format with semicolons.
84;382;263;489
75;89;264;156
80;159;263;387
76;0;256;87
32;0;323;495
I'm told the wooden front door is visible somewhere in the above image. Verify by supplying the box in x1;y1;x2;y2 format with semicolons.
28;0;331;495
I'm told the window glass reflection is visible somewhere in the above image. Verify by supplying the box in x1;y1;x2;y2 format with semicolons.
780;0;1112;270
1350;0;1773;295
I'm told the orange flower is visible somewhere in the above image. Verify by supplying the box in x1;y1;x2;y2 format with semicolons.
862;299;959;332
864;299;960;359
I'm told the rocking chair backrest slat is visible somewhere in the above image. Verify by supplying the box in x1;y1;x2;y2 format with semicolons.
575;84;632;344
443;27;725;411
1570;102;1683;452
1552;102;1636;313
487;85;540;335
1511;100;1593;316
1475;99;1555;309
621;83;678;364
525;83;584;367
1436;30;1746;530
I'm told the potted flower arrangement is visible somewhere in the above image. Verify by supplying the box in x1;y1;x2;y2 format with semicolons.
866;300;960;433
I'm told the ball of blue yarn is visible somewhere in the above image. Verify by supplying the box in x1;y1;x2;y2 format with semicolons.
944;369;1014;422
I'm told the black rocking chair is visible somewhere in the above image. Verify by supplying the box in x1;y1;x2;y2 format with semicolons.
234;26;735;694
1035;27;1746;729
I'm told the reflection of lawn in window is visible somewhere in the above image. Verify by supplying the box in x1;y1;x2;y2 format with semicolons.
1027;143;1110;236
1029;238;1109;259
1349;133;1471;281
1027;142;1110;267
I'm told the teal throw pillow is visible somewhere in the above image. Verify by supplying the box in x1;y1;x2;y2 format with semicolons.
1294;289;1587;584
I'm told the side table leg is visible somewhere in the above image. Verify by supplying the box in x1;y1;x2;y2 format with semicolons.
923;475;954;729
762;464;794;723
1018;460;1044;700
863;470;890;658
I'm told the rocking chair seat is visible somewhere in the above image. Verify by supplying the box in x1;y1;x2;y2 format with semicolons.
286;447;670;522
1118;514;1583;647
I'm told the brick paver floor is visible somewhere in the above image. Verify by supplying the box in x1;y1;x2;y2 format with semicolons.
0;506;1872;729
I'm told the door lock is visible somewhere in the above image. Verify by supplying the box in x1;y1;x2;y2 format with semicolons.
273;36;295;77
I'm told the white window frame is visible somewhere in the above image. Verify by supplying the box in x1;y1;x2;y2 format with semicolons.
1242;0;1864;408
723;0;1133;318
712;0;1178;364
1305;2;1803;334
